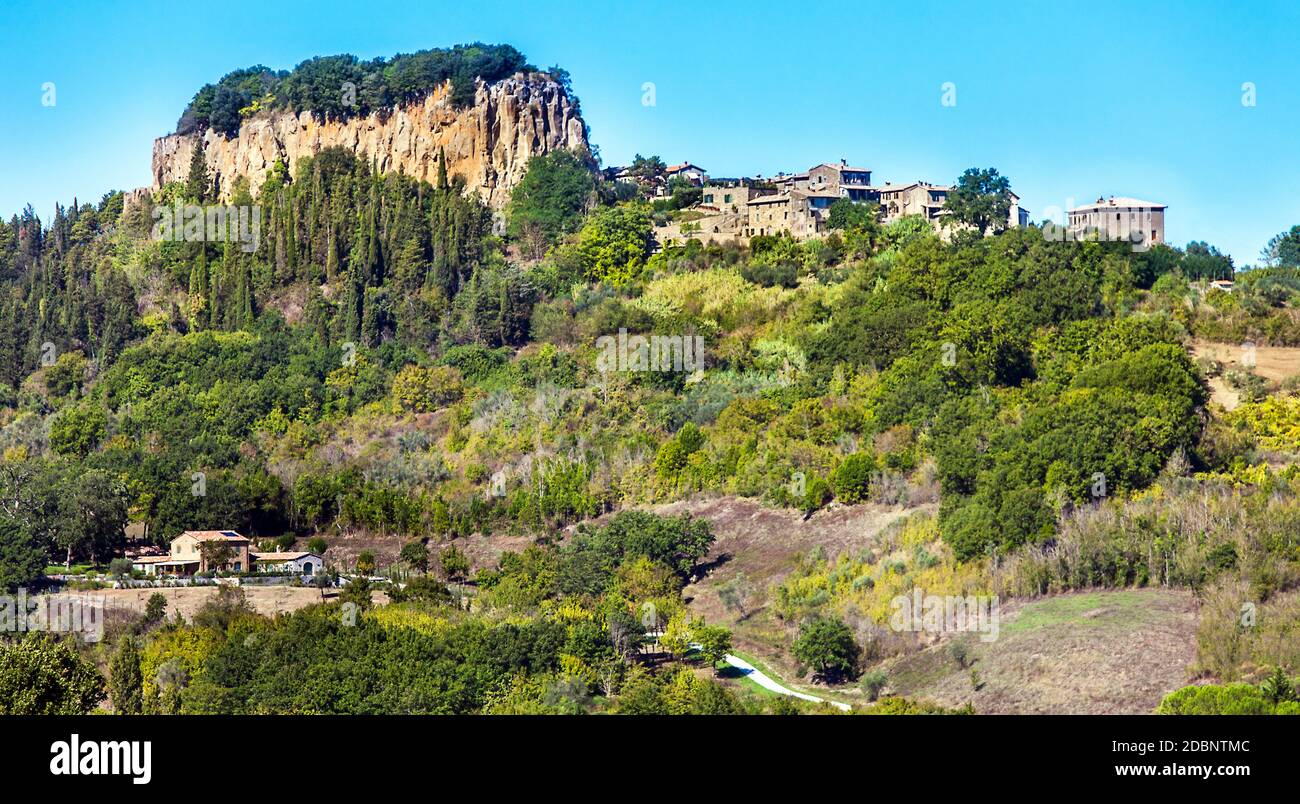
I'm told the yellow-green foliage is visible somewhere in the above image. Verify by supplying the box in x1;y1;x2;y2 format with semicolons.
774;514;991;624
391;364;465;413
140;626;220;707
636;268;800;333
995;479;1300;598
1228;396;1300;452
1193;461;1280;487
365;604;457;638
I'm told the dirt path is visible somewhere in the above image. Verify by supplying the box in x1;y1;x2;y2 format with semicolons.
1192;339;1300;410
723;653;851;711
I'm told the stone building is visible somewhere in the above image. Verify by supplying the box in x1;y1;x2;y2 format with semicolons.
132;530;251;576
701;182;771;214
673;158;1033;243
131;530;324;577
874;182;1029;230
744;188;840;237
804;161;875;201
1067;196;1166;248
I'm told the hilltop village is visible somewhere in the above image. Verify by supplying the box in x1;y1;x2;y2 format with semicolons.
606;158;1166;249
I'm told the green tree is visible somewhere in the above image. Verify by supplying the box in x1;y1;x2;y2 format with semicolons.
1260;666;1296;706
44;351;88;398
200;540;235;572
391;364;465;412
627;154;666;182
109;636;144;714
186;139;211;203
0;633;105;714
48;402;108;456
944;167;1012;236
143;593;167;627
860;668;888;701
44;468;129;568
507;150;595;258
439;544;470;581
1261;225;1300;267
792;617;860;683
400;540;429;572
831;453;876;504
614;665;667;714
581;511;715;580
339;576;374;611
1182;241;1235;281
568;204;653;285
801;473;832;517
0;517;45;591
827;198;882;234
693;620;733;674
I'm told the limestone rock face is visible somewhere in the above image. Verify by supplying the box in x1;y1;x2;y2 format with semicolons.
151;73;588;208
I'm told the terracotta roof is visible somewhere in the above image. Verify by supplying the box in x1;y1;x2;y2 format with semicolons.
666;162;706;173
179;530;249;543
875;181;952;190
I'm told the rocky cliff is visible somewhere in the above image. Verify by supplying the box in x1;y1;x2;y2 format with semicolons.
151;73;588;208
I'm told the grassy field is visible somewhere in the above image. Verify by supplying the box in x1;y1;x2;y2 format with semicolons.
881;588;1198;714
93;585;387;619
43;564;100;575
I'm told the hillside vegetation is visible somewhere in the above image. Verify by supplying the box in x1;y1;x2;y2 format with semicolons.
3;50;1300;714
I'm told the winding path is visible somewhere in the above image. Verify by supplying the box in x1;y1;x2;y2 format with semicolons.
720;653;852;711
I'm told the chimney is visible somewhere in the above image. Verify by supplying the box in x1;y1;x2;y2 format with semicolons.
840;158;847;166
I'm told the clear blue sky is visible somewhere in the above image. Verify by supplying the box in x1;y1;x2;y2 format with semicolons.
2;0;1297;265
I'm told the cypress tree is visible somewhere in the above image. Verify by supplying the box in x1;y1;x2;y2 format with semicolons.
325;227;339;284
186;140;210;203
188;247;209;328
108;636;143;715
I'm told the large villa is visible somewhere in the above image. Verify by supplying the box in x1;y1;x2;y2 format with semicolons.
131;530;323;577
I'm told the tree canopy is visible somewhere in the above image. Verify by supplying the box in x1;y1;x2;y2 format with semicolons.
944;167;1013;235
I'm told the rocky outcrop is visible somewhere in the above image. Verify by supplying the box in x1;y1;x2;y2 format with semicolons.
151;73;588;208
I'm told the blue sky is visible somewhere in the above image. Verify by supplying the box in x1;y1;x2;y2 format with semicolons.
1;0;1297;264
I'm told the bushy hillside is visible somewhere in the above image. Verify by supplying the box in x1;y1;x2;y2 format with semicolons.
4;80;1300;713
